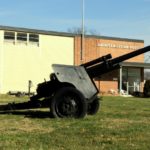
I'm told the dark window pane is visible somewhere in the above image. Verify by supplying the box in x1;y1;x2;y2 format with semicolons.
4;32;15;40
29;34;39;42
17;33;27;41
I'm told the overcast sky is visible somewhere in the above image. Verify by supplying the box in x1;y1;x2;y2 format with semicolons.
0;0;150;60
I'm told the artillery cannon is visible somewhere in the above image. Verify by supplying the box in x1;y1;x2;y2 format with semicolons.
0;46;150;118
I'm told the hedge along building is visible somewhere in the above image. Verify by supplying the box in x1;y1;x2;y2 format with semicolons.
74;35;150;94
0;26;74;93
0;25;149;94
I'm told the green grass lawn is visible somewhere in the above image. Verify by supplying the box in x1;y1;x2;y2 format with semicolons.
0;95;150;150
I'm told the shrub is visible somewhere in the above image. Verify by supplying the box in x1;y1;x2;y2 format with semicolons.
143;80;150;97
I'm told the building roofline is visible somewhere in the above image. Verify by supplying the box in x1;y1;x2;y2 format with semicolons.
120;62;150;68
0;25;75;37
80;35;144;43
0;25;144;43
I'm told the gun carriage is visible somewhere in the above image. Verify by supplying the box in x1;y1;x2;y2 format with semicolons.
1;46;150;118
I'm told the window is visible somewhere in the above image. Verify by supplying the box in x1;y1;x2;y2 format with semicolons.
4;30;39;46
29;34;39;43
4;31;15;41
17;32;27;41
29;34;39;46
122;67;141;93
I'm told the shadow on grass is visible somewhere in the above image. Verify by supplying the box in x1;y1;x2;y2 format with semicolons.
0;98;54;119
0;110;53;119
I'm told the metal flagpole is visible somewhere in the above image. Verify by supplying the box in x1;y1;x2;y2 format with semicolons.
81;0;85;63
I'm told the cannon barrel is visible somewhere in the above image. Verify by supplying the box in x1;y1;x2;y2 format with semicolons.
82;54;112;68
86;45;150;78
111;45;150;64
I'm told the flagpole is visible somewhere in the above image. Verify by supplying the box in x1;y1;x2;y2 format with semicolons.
81;0;85;63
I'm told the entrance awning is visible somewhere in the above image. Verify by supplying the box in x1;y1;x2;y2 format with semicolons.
120;62;150;69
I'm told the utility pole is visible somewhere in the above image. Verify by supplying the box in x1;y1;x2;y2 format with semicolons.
81;0;85;63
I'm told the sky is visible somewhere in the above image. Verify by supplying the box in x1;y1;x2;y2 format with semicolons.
0;0;150;60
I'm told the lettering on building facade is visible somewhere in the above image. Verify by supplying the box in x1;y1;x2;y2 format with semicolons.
97;43;142;50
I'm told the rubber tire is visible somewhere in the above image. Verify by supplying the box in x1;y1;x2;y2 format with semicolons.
87;97;100;115
50;87;87;118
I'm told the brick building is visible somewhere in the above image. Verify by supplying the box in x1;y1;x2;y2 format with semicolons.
0;25;149;94
74;35;149;94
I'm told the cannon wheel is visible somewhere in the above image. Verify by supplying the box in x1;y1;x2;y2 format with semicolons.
50;87;87;118
87;97;100;115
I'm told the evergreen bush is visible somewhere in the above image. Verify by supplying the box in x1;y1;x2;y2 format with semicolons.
143;80;150;97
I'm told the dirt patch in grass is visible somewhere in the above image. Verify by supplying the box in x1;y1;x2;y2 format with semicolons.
0;118;54;134
105;118;150;124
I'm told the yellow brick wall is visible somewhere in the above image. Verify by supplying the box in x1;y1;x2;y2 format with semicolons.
0;31;74;93
0;30;4;93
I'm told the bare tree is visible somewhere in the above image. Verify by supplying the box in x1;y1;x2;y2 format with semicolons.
67;27;100;36
88;29;101;36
